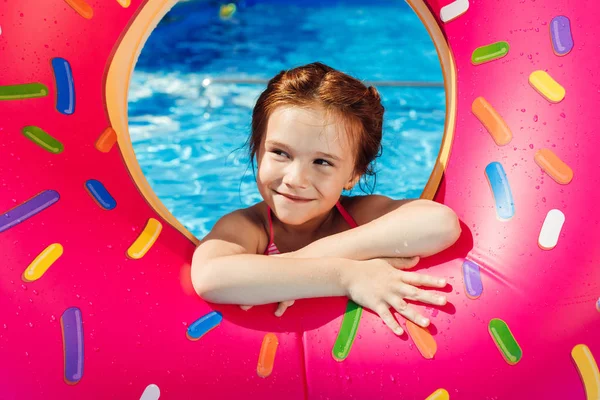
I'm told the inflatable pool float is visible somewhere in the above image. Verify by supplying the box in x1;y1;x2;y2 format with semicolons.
1;0;599;398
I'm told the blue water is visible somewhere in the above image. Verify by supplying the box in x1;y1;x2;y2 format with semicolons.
129;0;445;238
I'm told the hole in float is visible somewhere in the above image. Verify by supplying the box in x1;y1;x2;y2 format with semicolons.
126;0;447;240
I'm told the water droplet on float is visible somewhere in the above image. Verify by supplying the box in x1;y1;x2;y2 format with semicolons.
533;115;538;122
560;112;566;118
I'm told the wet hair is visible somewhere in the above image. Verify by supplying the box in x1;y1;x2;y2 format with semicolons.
247;62;384;193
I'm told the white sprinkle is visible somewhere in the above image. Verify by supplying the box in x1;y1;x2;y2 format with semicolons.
538;209;565;250
440;0;469;23
140;384;160;400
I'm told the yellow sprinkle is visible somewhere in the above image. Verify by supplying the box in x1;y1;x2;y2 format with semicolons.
115;0;130;7
571;344;600;400
425;388;449;400
22;244;63;282
529;70;565;103
127;218;162;259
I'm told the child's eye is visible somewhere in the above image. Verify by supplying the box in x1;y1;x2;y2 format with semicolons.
271;149;288;157
314;159;333;167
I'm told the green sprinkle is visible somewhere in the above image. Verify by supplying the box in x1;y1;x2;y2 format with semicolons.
0;83;48;100
332;300;363;361
472;41;509;65
22;126;64;154
488;318;522;365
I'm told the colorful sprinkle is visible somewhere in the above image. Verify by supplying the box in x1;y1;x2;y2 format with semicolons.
485;162;515;220
332;300;363;361
22;126;64;154
257;333;279;378
529;70;565;103
127;218;162;259
425;388;449;400
95;127;117;153
61;307;84;385
489;318;522;365
538;209;565;250
115;0;131;7
85;180;116;210
471;41;509;65
64;0;93;19
571;344;600;400
462;259;483;299
140;384;161;400
406;320;437;359
440;0;469;23
22;243;63;282
472;97;512;146
0;190;60;233
534;148;573;185
550;16;574;56
186;311;222;341
0;83;48;100
51;58;75;115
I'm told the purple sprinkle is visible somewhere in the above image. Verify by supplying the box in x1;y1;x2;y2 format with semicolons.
0;190;60;233
462;260;483;299
550;16;573;56
61;307;84;384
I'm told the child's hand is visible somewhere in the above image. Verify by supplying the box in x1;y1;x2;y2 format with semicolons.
343;258;447;336
239;300;295;317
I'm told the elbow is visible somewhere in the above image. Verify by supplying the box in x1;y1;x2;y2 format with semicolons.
438;206;462;249
191;252;218;302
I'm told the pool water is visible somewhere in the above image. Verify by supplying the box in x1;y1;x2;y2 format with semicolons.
129;0;445;238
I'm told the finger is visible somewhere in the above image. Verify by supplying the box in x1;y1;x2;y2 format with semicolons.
274;300;294;317
240;305;253;311
388;297;430;328
400;271;447;288
397;283;447;306
375;304;404;336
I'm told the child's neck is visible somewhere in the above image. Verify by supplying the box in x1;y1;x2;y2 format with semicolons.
275;206;337;241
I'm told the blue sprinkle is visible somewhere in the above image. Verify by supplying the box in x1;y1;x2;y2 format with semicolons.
187;311;222;340
51;58;75;115
85;180;116;210
485;162;515;220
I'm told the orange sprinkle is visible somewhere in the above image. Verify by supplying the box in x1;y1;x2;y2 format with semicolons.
95;127;117;153
534;148;573;184
472;97;512;146
64;0;93;19
406;320;437;359
257;333;278;378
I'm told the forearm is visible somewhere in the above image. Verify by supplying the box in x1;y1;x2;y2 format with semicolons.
289;202;461;260
192;254;353;305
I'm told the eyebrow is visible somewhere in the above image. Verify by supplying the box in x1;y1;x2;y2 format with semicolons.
266;140;342;161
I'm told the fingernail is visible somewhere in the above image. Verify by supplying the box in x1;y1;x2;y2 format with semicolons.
395;327;404;335
439;296;447;305
439;278;446;286
420;317;430;327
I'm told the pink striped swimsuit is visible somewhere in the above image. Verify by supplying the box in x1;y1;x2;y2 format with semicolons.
264;200;359;255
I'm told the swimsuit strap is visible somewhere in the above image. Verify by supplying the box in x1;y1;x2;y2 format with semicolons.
266;205;275;245
335;200;359;228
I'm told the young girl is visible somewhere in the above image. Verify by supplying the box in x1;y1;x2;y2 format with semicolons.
191;62;461;336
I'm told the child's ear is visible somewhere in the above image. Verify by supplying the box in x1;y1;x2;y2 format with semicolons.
344;174;361;191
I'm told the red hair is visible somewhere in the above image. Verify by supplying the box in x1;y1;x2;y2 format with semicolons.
248;62;384;191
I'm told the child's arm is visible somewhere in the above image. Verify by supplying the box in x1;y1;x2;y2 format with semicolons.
285;197;461;261
191;210;447;333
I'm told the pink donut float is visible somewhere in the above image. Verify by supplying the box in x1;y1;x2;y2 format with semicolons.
1;0;599;398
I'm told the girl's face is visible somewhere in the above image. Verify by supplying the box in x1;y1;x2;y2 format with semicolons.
256;105;360;226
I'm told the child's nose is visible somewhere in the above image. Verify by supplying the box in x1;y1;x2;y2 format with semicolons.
283;162;309;187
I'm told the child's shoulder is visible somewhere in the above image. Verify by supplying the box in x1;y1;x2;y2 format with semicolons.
210;202;270;250
341;194;415;225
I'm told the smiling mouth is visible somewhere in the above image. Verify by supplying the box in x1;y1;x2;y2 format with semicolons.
275;191;313;202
